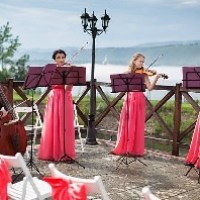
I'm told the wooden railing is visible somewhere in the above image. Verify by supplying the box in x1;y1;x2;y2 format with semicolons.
2;79;200;156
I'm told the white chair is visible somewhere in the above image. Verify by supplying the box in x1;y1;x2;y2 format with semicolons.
74;104;84;152
14;103;43;147
0;152;52;200
142;186;160;200
48;163;109;200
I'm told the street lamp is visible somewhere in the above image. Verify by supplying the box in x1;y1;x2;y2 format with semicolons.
80;8;110;145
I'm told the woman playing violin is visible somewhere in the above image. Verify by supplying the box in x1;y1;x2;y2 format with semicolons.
130;53;167;90
38;49;76;162
111;52;165;157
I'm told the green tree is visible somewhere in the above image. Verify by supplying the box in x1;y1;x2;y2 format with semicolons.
0;22;29;81
9;54;29;80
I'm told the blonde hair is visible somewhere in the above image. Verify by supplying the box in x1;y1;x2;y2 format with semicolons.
128;53;145;73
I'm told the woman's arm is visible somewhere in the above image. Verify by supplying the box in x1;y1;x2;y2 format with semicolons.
144;74;162;91
66;84;73;90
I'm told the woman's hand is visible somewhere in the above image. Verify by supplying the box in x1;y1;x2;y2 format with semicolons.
156;73;168;80
64;62;71;67
156;73;162;79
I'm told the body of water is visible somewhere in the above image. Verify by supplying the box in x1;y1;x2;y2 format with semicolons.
72;63;199;101
25;41;200;100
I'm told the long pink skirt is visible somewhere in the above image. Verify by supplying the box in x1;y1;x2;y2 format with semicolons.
185;112;200;168
112;92;145;156
38;85;76;161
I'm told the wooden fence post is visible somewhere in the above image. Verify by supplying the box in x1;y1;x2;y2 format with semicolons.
7;78;14;105
172;83;182;156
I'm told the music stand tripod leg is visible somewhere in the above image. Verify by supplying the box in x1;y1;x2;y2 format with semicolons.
58;86;85;169
26;91;43;175
128;156;147;166
13;92;42;180
125;92;147;167
116;156;128;170
185;165;194;176
185;157;199;177
26;135;43;175
198;169;200;183
116;90;132;169
116;90;147;168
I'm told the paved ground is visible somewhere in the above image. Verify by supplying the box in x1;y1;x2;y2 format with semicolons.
24;139;200;200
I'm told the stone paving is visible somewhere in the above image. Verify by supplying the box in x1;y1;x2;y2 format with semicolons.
27;139;200;200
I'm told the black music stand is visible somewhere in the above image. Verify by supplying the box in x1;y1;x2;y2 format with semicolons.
23;64;56;175
13;64;51;182
182;66;200;182
110;73;145;93
110;73;147;169
23;64;56;89
182;66;200;89
48;65;86;168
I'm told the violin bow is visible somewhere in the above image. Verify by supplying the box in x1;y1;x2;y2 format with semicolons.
68;41;89;63
6;97;33;113
146;54;164;69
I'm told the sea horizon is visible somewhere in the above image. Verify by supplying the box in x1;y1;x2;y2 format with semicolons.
71;63;199;101
24;41;200;100
27;62;199;101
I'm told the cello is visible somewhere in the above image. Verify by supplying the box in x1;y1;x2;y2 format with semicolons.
0;85;27;155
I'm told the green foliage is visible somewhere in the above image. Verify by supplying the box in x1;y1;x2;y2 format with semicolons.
146;100;196;138
13;89;44;101
75;95;90;116
146;139;172;152
74;94;124;116
0;22;29;81
9;54;29;80
81;95;195;141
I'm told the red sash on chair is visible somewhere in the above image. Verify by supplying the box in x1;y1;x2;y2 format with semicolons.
0;158;11;200
43;177;87;200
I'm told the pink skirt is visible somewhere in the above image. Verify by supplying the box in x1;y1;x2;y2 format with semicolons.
112;92;145;156
185;112;200;168
38;85;76;161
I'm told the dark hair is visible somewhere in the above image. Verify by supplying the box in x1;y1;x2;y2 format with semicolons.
52;49;67;60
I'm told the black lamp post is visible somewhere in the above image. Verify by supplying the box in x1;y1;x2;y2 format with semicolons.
80;8;110;145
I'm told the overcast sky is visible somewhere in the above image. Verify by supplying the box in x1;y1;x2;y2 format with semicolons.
0;0;200;49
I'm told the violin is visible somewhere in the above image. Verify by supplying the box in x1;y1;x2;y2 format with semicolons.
135;67;168;79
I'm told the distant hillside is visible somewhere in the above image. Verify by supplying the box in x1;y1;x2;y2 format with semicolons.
18;40;200;66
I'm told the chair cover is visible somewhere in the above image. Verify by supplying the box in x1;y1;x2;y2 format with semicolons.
0;158;11;200
43;177;87;200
